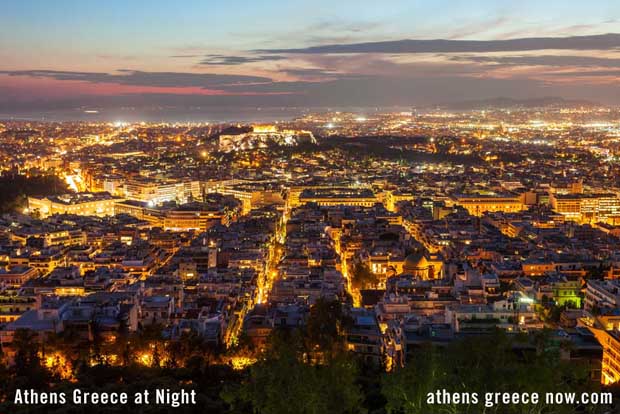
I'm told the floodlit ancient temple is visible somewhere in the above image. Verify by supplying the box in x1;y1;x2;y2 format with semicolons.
218;124;316;152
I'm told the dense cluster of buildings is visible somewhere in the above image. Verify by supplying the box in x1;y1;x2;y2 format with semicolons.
2;109;620;382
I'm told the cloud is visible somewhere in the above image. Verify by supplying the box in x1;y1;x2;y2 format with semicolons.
0;69;273;88
4;32;620;110
280;67;370;81
304;19;385;35
445;16;511;40
542;69;620;77
3;69;620;111
450;54;620;67
199;54;286;65
259;33;620;54
281;68;338;77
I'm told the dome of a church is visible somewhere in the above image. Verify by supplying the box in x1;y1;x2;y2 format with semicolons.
403;250;427;273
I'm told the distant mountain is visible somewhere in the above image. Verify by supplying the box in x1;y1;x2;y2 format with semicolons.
435;96;600;110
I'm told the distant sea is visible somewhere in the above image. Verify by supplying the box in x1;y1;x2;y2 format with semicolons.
0;106;410;123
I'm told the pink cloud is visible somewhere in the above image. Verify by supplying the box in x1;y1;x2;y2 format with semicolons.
0;74;290;100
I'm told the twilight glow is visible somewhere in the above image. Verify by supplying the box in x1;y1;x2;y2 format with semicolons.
1;0;620;112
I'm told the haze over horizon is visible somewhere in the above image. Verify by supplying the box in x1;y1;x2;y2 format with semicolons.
2;0;620;116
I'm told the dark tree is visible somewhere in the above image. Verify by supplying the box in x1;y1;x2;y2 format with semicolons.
350;262;379;291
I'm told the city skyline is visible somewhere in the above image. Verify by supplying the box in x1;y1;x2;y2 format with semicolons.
4;3;620;411
2;0;620;114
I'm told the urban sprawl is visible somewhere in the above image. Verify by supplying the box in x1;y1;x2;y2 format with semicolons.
2;106;620;410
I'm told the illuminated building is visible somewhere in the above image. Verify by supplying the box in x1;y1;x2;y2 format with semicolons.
115;199;238;230
345;308;384;366
114;200;163;225
384;190;415;212
550;180;584;195
366;251;405;277
52;286;86;296
0;297;70;359
585;280;620;312
452;194;525;216
593;223;620;238
522;259;556;277
201;180;273;214
26;266;86;296
178;260;197;280
551;279;582;307
297;188;377;207
28;192;121;218
432;202;455;220
163;207;226;231
0;296;36;323
102;176;125;196
0;266;38;288
522;259;587;278
205;183;283;215
141;296;174;325
446;296;538;333
8;228;86;248
119;244;162;279
213;187;252;214
287;186;308;209
25;251;67;275
401;251;444;280
589;328;620;385
124;178;200;206
550;192;620;224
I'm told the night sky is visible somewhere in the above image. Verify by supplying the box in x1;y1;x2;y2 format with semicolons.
1;0;620;112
